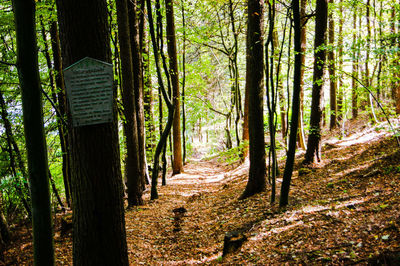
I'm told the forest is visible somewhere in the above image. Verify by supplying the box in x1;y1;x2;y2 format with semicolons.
1;0;400;264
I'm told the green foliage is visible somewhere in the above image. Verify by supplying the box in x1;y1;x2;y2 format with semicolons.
215;141;248;164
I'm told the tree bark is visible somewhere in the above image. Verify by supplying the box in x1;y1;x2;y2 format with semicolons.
55;0;129;264
165;0;183;175
352;6;358;119
328;0;337;130
117;0;143;207
303;0;328;165
49;21;72;208
240;0;266;200
128;0;148;189
297;0;307;150
12;0;54;264
280;0;302;208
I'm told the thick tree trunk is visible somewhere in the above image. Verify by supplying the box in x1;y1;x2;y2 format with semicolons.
240;0;266;200
165;0;183;175
303;0;328;165
55;0;129;264
117;0;143;207
12;0;54;264
128;0;148;189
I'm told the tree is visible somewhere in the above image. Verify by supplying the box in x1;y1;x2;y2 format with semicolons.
240;0;266;200
328;0;337;130
128;0;149;187
55;0;129;264
117;0;143;206
11;0;54;264
303;0;328;165
351;4;358;119
298;0;307;150
280;0;302;208
166;0;183;175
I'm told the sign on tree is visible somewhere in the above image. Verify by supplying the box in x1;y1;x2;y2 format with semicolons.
64;57;113;127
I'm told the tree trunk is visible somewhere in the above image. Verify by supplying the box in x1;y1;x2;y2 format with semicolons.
12;0;54;264
280;0;302;208
146;0;175;199
337;0;344;121
128;0;148;189
0;89;32;218
303;0;328;165
298;0;307;150
352;6;358;119
49;21;72;208
116;0;143;207
181;1;187;164
240;0;266;200
165;0;183;175
328;0;337;130
55;0;129;264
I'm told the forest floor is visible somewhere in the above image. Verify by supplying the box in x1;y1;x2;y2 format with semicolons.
4;118;400;265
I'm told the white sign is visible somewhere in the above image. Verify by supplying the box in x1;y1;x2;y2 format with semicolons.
64;57;114;127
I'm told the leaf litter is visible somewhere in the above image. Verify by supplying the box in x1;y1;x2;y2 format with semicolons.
4;120;400;265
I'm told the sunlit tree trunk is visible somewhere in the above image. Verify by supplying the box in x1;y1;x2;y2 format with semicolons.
337;0;344;121
352;5;359;119
166;0;183;175
240;0;266;199
303;0;328;165
298;0;307;150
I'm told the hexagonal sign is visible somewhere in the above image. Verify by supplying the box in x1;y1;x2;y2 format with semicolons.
64;57;114;127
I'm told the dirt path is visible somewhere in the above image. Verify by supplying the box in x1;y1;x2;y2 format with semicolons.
125;159;250;264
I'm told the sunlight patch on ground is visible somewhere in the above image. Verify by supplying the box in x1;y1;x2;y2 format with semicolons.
162;253;221;265
332;160;374;178
250;197;370;242
332;120;398;147
250;221;304;241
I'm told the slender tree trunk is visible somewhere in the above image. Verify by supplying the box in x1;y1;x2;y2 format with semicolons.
146;0;175;199
240;0;266;200
352;6;359;119
363;0;371;110
55;0;129;264
117;0;143;207
303;0;328;165
337;0;344;121
297;0;307;150
328;0;337;130
166;0;183;175
0;211;10;245
49;21;72;208
12;0;54;264
0;90;32;218
273;30;286;140
280;0;302;208
39;18;66;211
181;0;187;164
